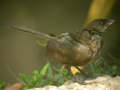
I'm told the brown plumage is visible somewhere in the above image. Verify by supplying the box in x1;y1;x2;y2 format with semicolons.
46;19;114;67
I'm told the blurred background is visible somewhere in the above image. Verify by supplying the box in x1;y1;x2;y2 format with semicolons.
0;0;120;83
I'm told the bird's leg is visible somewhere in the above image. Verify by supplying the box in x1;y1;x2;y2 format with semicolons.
71;68;87;85
75;66;90;77
61;65;86;84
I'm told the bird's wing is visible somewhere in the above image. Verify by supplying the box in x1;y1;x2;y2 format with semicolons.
69;30;83;42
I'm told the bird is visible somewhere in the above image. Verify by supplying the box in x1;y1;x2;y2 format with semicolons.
46;19;114;66
11;18;114;83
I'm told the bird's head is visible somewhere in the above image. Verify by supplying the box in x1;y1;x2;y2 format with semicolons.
85;19;114;33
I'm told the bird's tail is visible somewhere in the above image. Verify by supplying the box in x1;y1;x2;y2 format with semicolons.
8;25;54;47
11;25;54;40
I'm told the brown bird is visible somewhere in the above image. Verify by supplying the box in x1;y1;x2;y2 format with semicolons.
11;18;114;83
46;19;114;66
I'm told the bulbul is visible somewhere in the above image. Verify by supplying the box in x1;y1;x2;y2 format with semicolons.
11;18;114;82
46;19;114;66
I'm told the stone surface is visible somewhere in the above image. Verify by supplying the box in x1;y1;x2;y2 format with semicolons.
28;75;120;90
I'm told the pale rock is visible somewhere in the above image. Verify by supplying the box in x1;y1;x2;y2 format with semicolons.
28;76;120;90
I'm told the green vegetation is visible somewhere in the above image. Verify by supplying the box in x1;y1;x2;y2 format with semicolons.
20;56;120;89
20;62;72;89
0;80;6;90
1;55;120;90
90;56;120;76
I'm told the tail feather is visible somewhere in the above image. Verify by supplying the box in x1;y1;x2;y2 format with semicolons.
11;25;54;41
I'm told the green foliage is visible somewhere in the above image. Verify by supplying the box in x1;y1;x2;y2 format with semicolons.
20;55;120;89
1;55;120;90
0;80;6;90
19;62;72;89
90;56;120;76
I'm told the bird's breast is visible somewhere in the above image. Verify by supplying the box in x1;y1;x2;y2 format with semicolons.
72;43;93;65
46;35;94;66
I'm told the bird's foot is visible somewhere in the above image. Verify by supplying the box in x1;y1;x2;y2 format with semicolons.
73;78;99;85
73;79;87;85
